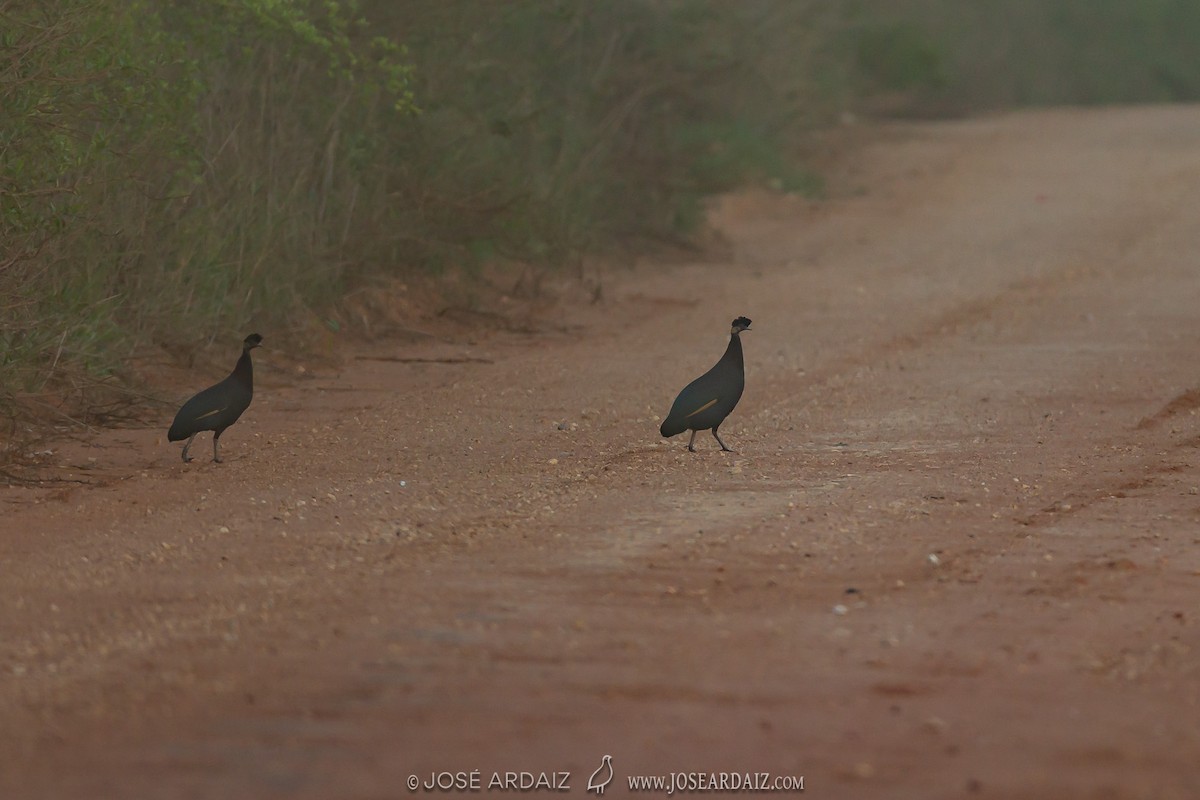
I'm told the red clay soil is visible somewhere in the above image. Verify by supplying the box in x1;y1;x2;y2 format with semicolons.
3;106;1200;800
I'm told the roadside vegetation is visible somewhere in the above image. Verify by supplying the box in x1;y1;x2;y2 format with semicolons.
4;0;1200;448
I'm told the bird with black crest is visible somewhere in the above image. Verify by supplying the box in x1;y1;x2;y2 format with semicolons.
660;316;751;452
168;333;263;463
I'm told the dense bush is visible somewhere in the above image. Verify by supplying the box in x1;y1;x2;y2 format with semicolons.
1;0;415;425
362;1;840;265
1;1;840;428
852;0;1200;112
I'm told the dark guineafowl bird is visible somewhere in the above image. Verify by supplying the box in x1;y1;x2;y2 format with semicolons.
168;333;263;463
660;316;751;452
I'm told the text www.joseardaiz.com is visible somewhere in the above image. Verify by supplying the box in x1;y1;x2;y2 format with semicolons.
627;772;804;794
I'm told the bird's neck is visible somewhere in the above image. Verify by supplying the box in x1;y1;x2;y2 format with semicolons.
232;348;254;389
724;332;744;370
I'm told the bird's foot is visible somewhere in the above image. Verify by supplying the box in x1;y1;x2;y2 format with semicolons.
181;454;193;463
213;456;223;464
687;445;697;452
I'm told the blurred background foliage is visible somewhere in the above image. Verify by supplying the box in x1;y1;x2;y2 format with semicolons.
3;0;1200;429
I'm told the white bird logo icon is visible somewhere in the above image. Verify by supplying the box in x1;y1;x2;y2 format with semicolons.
587;754;614;794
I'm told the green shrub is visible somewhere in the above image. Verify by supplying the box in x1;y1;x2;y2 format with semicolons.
854;22;946;92
861;0;1200;109
1;0;414;426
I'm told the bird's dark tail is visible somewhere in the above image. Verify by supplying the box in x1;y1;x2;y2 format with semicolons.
660;416;687;438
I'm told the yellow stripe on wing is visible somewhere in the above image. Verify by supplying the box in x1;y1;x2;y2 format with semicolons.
194;407;226;420
684;398;718;418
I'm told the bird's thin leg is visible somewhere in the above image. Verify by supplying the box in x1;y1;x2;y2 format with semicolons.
213;430;223;463
712;427;734;453
687;430;698;452
181;434;196;463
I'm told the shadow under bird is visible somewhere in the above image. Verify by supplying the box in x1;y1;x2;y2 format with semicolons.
168;333;263;463
659;316;751;452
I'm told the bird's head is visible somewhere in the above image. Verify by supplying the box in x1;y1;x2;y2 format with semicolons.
731;316;752;334
243;333;264;350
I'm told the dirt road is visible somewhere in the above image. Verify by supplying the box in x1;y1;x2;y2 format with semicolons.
3;106;1200;799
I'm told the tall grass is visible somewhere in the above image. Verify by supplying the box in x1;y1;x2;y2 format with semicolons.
2;0;842;429
362;1;841;264
1;0;415;434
